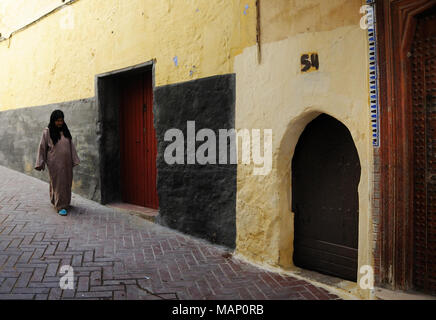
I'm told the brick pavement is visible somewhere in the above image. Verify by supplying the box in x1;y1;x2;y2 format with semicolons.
0;165;340;300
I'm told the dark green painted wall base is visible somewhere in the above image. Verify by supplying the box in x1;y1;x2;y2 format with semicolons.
0;99;101;203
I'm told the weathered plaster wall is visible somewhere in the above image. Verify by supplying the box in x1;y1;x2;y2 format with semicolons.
259;0;363;44
0;0;256;111
0;99;100;202
234;0;374;298
154;74;237;248
0;0;74;39
0;0;252;246
0;0;375;298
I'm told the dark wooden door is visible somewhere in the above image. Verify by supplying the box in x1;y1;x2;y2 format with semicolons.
119;71;159;209
411;8;436;294
292;114;361;281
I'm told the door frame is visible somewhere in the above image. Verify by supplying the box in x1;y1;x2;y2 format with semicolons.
377;0;436;290
292;114;361;282
95;60;156;205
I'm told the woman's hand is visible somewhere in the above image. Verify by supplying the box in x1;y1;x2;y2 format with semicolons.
35;164;45;171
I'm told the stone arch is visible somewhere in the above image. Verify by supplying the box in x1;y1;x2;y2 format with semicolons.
275;110;362;273
292;113;361;281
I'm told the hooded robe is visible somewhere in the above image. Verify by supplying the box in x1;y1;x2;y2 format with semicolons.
35;127;80;211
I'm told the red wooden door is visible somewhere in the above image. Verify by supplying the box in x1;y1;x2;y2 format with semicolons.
119;71;159;209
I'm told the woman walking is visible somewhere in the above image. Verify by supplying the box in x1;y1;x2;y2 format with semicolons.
35;110;80;216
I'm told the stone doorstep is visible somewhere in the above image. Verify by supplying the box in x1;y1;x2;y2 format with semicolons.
282;268;435;300
106;202;158;223
261;264;361;300
375;287;436;300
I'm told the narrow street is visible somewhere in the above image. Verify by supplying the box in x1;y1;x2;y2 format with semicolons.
0;166;340;300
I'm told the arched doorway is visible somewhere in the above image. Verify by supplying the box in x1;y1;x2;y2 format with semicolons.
292;114;361;281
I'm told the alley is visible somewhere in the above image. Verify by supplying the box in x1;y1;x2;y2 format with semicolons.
0;165;340;300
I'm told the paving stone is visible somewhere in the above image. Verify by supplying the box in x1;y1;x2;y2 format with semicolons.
0;165;340;300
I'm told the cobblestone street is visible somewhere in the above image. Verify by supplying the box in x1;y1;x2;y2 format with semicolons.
0;166;340;300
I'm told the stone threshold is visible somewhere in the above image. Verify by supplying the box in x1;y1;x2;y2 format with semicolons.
374;287;436;300
106;202;158;223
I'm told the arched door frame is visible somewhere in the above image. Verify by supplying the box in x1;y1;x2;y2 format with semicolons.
291;114;361;281
377;0;436;290
276;109;365;282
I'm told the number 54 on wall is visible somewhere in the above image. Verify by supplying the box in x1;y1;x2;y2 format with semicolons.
301;53;320;73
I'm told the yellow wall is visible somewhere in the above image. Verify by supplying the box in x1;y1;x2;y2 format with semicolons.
0;0;256;111
1;0;375;299
0;0;71;39
234;0;374;299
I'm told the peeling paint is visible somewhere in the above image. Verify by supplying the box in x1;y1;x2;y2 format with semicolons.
189;65;197;77
24;162;32;173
